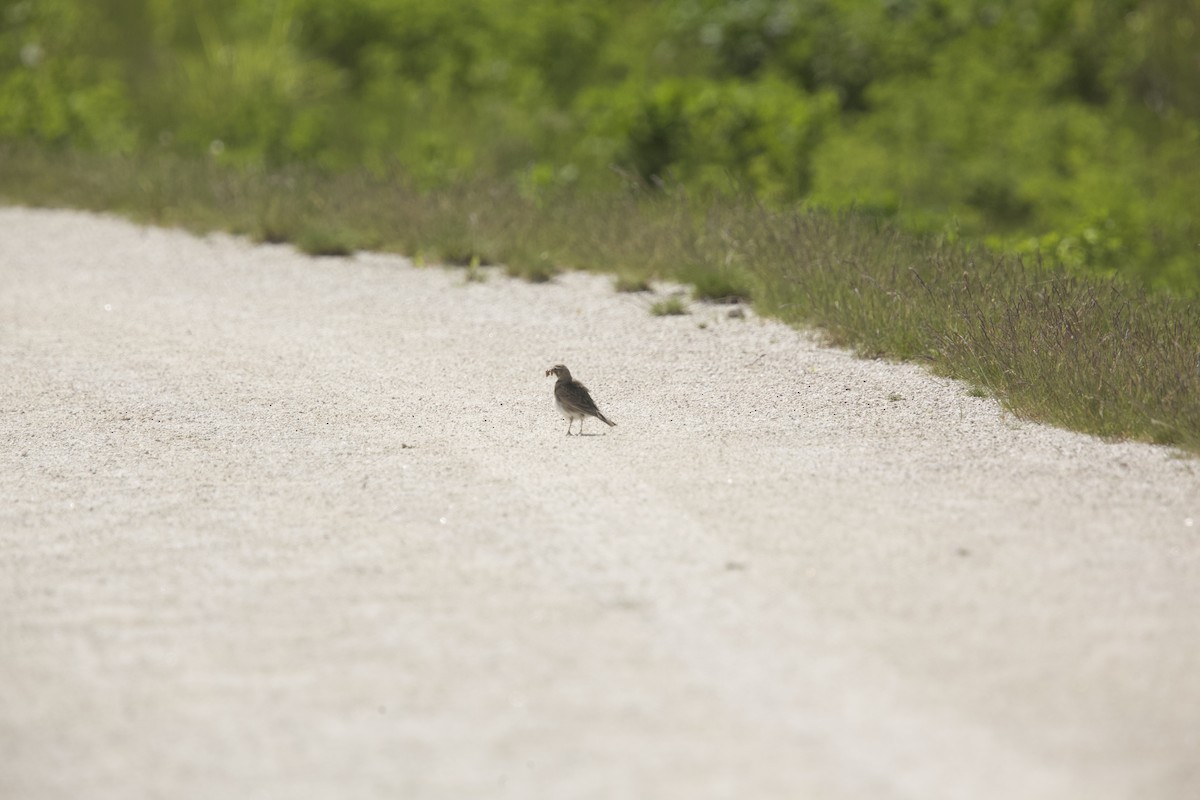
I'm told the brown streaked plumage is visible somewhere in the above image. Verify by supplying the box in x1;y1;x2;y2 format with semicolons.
545;364;616;436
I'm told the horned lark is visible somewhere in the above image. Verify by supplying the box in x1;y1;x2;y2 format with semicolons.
545;364;616;436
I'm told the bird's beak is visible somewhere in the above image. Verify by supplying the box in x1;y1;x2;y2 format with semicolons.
545;369;552;377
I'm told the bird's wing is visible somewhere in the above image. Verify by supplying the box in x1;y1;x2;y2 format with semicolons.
557;381;601;415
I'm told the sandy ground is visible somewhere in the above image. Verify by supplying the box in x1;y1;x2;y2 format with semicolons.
1;206;1198;800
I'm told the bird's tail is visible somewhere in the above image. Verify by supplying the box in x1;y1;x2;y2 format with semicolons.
596;413;616;427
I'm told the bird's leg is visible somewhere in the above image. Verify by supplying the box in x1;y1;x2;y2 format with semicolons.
579;418;585;436
565;419;573;436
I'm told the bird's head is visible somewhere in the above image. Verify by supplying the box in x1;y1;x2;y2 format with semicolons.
545;364;571;379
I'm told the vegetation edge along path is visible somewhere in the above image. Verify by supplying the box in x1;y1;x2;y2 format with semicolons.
3;146;1197;453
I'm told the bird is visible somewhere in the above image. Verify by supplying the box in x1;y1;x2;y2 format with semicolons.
545;364;616;436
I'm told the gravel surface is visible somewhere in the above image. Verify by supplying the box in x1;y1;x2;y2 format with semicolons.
2;206;1198;800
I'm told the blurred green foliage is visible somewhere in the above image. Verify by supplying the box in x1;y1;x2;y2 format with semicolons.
1;0;1198;288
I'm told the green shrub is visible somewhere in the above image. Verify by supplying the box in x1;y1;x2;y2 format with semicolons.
576;77;837;200
0;0;1197;289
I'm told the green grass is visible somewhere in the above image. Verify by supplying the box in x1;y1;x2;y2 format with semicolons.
504;250;558;283
614;274;653;293
464;256;487;283
2;144;1197;452
650;297;689;317
683;265;753;304
295;226;358;257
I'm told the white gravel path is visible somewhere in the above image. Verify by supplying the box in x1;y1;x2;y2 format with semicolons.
2;206;1198;800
